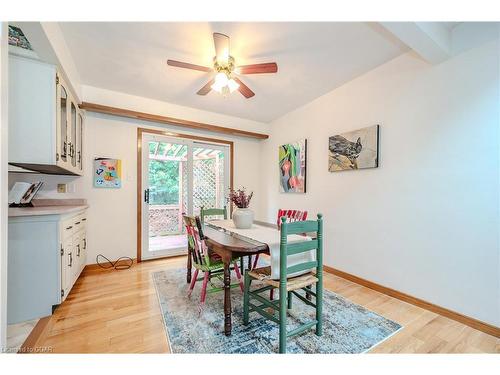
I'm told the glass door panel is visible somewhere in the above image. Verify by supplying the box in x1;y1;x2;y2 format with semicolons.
192;144;229;219
142;135;189;259
59;85;68;163
70;101;77;167
77;112;83;171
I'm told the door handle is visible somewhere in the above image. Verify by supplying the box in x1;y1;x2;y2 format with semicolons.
144;189;150;204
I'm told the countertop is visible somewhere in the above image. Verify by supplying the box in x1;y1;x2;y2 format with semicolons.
9;205;89;218
8;199;89;218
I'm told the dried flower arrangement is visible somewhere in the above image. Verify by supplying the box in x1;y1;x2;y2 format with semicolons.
228;187;253;208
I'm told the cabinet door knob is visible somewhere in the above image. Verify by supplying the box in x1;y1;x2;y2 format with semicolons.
66;226;73;230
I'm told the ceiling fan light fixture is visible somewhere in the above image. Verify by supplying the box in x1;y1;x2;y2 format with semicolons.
211;72;229;93
211;72;239;95
168;33;275;98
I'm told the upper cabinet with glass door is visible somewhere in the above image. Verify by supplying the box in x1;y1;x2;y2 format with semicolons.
8;55;85;176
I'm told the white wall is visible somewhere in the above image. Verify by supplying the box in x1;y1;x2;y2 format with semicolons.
0;22;9;349
9;86;266;265
259;41;500;326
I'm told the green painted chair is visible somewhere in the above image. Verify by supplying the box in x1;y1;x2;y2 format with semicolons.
243;214;323;353
199;205;248;274
200;206;227;223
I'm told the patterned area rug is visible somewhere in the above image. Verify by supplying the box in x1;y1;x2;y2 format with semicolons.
153;268;402;353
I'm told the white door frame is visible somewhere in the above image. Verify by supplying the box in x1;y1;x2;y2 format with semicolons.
141;133;191;260
138;129;232;262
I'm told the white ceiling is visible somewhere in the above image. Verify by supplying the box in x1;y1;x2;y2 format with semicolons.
59;22;408;123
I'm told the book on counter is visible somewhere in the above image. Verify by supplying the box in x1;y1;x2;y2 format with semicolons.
8;181;43;207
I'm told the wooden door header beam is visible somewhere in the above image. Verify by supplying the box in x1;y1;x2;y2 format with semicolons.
79;102;269;140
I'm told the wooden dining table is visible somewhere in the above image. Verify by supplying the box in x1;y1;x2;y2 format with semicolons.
186;221;272;336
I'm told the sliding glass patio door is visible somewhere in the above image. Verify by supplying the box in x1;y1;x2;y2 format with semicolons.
141;133;230;260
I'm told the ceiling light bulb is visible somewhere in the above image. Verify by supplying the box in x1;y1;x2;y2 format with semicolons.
211;72;230;93
215;72;228;85
227;78;240;93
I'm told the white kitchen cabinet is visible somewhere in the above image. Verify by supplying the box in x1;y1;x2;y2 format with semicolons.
8;208;88;323
60;235;73;301
60;211;87;301
9;55;84;176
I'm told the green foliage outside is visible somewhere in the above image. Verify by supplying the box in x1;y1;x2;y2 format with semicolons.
148;160;180;205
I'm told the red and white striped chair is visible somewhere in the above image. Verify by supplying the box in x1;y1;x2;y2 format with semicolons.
252;209;308;270
276;209;308;228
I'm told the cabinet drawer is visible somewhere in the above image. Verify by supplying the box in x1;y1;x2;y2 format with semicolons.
61;217;75;239
61;210;87;238
73;213;86;233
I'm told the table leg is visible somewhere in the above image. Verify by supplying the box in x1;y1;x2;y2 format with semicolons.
223;261;232;336
186;247;192;284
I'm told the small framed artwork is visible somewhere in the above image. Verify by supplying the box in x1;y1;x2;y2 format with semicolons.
93;158;122;188
279;139;307;193
328;125;379;172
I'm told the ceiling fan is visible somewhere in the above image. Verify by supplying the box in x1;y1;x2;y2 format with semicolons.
167;32;278;98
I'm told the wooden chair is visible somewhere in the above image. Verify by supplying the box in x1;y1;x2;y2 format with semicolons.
252;209;308;270
277;209;308;228
200;206;250;273
187;206;227;284
200;206;227;223
243;214;323;353
183;215;244;309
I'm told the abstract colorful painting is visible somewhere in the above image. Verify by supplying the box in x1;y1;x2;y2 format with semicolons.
279;139;307;193
329;125;379;172
93;158;122;188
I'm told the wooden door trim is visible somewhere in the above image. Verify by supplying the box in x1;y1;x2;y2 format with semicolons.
324;266;500;338
80;102;269;140
137;128;234;262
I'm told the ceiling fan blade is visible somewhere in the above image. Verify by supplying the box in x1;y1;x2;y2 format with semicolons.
213;32;230;62
237;62;278;74
233;77;255;98
197;79;215;95
167;59;212;72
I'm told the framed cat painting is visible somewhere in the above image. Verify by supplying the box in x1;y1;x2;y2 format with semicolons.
329;125;379;172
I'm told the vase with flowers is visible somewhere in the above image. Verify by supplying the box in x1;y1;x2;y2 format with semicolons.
228;187;254;229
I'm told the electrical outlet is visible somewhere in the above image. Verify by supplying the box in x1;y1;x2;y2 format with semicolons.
57;184;67;193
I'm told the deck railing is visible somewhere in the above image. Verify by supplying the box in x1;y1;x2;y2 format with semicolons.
149;204;184;237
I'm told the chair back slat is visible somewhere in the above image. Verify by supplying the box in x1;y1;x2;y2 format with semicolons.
284;220;319;235
200;206;227;223
286;239;318;256
286;260;318;275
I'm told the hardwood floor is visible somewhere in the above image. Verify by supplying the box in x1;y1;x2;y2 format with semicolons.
30;257;499;353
